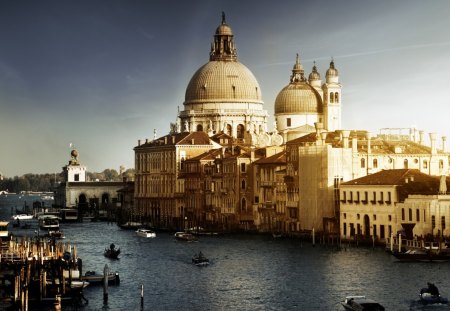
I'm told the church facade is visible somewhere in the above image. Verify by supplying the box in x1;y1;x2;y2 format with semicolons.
133;14;449;235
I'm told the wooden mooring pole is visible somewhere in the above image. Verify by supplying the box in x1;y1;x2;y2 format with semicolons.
103;264;109;304
140;284;144;311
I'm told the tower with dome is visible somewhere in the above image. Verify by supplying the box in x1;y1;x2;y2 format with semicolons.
275;54;342;142
177;13;271;142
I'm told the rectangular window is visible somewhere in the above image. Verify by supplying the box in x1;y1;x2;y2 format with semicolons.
416;209;420;222
373;225;377;237
402;208;405;221
409;208;412;221
442;216;446;230
74;174;79;181
287;118;291;127
432;215;436;229
380;225;385;239
343;223;347;236
373;214;376;221
240;163;246;172
386;192;392;204
371;191;376;204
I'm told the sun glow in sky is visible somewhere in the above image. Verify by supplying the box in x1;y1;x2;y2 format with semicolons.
1;0;450;176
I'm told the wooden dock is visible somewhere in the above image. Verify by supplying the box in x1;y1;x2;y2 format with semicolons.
0;236;87;310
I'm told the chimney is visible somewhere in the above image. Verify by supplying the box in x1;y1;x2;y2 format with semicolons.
138;139;141;146
342;130;350;148
419;131;424;145
352;133;358;153
442;136;447;153
191;139;195;145
430;133;437;155
145;138;148;144
366;132;372;154
172;136;176;144
314;122;323;137
164;137;168;145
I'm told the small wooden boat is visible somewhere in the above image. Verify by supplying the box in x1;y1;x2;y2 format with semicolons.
341;295;385;311
192;252;209;266
136;228;156;238
174;232;197;242
104;243;120;259
81;271;120;285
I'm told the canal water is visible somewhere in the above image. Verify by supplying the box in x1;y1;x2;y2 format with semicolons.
2;195;450;310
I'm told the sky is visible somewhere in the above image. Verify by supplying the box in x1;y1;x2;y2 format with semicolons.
1;0;450;177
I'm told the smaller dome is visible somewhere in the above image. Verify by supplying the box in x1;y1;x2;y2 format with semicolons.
216;12;233;36
326;60;339;78
274;83;322;114
308;63;321;81
216;23;232;36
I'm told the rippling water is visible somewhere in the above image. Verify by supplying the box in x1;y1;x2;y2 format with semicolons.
2;195;450;310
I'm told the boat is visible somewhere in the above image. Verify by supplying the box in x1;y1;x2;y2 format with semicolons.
104;243;120;259
192;252;209;266
81;270;120;285
174;232;197;242
47;230;65;239
0;221;9;239
11;214;33;220
118;221;144;230
38;215;60;231
392;248;450;262
419;283;448;304
136;228;156;238
341;295;385;311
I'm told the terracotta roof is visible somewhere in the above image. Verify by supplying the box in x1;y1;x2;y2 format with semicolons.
254;150;286;165
342;169;447;196
135;131;212;149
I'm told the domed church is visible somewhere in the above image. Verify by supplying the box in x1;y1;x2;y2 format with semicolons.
177;13;270;141
275;54;342;142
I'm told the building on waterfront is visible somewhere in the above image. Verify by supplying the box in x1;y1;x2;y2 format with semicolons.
339;169;450;242
132;13;450;235
54;149;125;220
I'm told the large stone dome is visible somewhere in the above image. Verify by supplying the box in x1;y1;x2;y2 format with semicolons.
184;61;262;105
274;83;322;114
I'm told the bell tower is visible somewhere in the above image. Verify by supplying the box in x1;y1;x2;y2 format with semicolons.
322;59;342;131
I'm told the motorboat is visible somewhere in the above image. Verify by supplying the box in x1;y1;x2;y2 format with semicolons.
38;215;60;231
392;248;450;262
0;221;9;239
174;232;197;242
419;283;448;304
192;252;209;266
136;228;156;238
11;214;33;220
81;271;120;285
341;295;385;311
104;243;120;259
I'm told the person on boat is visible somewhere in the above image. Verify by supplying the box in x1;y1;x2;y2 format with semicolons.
427;282;440;296
110;243;115;250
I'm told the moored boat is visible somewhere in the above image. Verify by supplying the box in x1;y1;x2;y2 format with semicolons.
11;214;33;220
136;228;156;238
81;270;120;285
341;295;385;311
174;232;197;242
392;248;450;262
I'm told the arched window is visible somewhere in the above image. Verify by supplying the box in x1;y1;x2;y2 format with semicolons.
196;124;203;132
404;159;408;169
241;179;246;189
330;92;334;103
335;92;339;103
373;159;378;169
439;160;444;169
241;198;247;212
237;124;245;139
361;158;366;168
226;124;232;136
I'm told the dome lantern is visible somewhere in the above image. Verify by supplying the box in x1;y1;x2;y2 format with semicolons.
210;12;237;62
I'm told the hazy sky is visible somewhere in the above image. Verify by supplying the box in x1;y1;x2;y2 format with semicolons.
1;0;450;177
